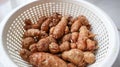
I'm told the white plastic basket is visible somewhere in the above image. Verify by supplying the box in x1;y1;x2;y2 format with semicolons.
0;0;119;67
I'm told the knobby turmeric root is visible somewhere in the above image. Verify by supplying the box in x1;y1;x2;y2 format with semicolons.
62;49;85;66
52;16;68;39
29;52;67;67
84;52;96;64
23;29;40;37
71;17;82;32
20;13;98;67
22;37;35;49
41;17;52;32
49;42;60;53
60;41;70;52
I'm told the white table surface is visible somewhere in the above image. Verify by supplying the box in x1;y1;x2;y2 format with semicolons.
0;0;120;67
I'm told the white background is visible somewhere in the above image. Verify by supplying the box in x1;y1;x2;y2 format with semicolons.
0;0;120;67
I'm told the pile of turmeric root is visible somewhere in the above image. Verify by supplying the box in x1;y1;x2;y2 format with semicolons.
20;13;98;67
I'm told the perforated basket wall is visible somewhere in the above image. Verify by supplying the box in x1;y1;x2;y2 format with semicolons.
1;0;117;67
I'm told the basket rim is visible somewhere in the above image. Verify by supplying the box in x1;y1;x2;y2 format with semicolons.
0;0;119;67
